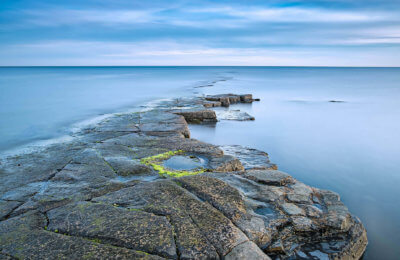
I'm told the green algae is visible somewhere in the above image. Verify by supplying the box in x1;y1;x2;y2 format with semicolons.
140;150;206;178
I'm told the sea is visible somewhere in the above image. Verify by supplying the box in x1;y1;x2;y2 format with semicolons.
1;66;399;259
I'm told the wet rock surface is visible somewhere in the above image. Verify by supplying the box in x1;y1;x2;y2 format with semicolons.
0;94;367;259
215;110;255;121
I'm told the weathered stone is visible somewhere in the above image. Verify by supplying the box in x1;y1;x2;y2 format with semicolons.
291;216;314;232
0;93;367;260
209;155;244;172
205;94;257;107
225;241;271;260
239;94;253;103
94;113;140;132
174;110;217;123
94;180;249;257
244;170;294;186
0;211;162;259
175;175;247;222
281;203;305;216
215;110;255;121
0;200;21;220
104;156;153;176
139;112;190;138
47;202;177;258
286;182;313;203
203;101;221;108
220;145;277;170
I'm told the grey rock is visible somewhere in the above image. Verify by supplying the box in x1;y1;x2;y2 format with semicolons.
104;156;153;176
47;202;177;258
0;200;21;220
0;211;162;259
0;94;367;260
215;110;255;121
281;203;305;216
173;109;217;123
220;145;277;170
225;241;271;260
244;170;294;186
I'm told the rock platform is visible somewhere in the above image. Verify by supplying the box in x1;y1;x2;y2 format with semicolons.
0;95;367;259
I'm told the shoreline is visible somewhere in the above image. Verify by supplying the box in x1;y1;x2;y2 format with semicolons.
0;94;367;259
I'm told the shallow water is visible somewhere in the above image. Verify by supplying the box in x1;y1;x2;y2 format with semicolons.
1;67;399;259
163;155;208;171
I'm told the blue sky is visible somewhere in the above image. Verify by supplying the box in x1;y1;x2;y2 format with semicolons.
1;0;399;66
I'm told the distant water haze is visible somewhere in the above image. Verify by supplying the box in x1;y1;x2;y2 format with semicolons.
1;67;400;259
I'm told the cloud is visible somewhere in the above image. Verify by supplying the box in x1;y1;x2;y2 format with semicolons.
188;6;393;23
23;9;158;26
1;1;400;65
1;40;399;66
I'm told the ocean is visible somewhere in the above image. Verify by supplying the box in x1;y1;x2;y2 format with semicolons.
1;66;399;259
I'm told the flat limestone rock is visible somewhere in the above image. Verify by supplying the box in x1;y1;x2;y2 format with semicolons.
94;180;250;258
47;202;177;258
225;241;271;260
220;145;277;170
244;169;294;186
0;211;162;260
103;156;153;176
173;109;217;123
203;101;222;108
0;200;21;220
215;110;255;121
0;94;367;260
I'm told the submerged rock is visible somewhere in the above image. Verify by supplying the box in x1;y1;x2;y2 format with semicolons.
0;94;367;259
215;109;255;121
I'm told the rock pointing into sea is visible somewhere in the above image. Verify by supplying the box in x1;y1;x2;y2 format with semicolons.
0;95;367;259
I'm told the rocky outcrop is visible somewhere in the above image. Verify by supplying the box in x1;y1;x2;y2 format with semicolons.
205;94;258;107
0;95;367;259
173;110;217;123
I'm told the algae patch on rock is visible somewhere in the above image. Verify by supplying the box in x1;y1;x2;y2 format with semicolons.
140;150;207;177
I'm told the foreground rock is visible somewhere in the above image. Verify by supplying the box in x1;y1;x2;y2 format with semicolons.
0;95;367;259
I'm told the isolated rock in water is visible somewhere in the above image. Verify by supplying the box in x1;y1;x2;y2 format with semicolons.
205;94;257;107
216;109;255;121
173;109;217;123
239;94;253;103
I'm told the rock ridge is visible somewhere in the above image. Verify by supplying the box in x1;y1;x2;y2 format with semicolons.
0;94;367;259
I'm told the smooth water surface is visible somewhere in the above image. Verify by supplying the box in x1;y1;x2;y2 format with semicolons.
0;67;226;152
189;67;400;259
1;67;399;259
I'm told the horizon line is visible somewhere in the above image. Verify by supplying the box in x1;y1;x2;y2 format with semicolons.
1;65;400;68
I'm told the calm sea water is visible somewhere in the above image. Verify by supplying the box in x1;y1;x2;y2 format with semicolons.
0;67;224;152
1;67;399;259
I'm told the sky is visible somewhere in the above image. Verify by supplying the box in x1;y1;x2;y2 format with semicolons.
0;0;399;66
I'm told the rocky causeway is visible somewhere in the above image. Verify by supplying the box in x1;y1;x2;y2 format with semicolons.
0;94;367;259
